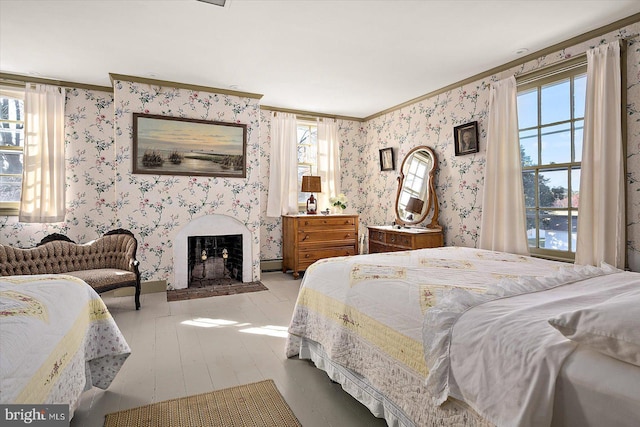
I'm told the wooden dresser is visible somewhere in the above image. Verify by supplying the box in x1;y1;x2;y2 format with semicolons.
368;225;443;253
282;214;359;278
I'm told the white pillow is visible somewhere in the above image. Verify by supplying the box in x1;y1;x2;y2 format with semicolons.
548;288;640;367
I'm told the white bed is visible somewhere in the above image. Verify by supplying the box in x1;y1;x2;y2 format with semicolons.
0;274;130;417
286;247;640;426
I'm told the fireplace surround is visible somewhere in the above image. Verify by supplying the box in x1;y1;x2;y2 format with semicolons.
173;214;254;289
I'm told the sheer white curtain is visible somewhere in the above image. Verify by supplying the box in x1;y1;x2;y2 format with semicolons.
266;112;299;217
317;118;341;210
479;76;529;255
19;84;66;223
575;41;624;269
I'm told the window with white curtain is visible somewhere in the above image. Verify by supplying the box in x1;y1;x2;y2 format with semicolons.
0;86;24;216
296;120;318;208
517;58;586;260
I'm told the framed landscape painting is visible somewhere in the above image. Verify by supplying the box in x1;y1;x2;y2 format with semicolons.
132;113;247;178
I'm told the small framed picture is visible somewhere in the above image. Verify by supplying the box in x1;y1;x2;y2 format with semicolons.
379;147;395;171
454;121;479;156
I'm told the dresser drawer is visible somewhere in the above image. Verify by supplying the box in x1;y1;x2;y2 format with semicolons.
298;246;356;268
298;216;356;229
298;229;357;245
367;226;443;254
386;232;411;247
369;230;386;244
369;241;388;254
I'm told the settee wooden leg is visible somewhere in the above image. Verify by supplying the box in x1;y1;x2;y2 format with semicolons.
135;282;141;310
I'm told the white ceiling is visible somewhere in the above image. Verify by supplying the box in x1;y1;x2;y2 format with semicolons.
1;1;639;119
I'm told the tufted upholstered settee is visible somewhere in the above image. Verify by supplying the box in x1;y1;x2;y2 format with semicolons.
0;229;141;309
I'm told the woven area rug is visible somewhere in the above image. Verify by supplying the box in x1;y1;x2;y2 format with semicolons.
166;281;268;302
104;379;301;427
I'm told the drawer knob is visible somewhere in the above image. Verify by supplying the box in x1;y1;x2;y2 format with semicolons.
305;254;310;258
390;236;396;242
304;221;310;225
302;235;310;241
345;234;351;238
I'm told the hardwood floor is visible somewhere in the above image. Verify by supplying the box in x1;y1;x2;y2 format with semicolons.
71;272;387;427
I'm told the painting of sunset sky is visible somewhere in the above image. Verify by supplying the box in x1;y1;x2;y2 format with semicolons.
133;114;246;177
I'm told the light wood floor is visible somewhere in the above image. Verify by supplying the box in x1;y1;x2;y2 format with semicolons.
71;272;387;427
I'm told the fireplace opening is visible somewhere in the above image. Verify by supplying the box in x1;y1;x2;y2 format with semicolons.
188;234;242;287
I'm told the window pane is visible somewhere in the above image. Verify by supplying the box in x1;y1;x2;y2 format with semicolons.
540;210;569;251
0;151;22;174
573;74;587;119
0;124;24;147
522;171;536;207
541;78;570;124
571;168;580;208
526;209;537;248
539;169;568;208
517;88;538;129
0;98;23;121
571;213;578;251
520;129;538;166
574;119;583;162
541;123;571;165
0;175;21;202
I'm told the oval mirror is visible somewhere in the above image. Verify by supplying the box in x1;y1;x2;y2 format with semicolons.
394;146;440;228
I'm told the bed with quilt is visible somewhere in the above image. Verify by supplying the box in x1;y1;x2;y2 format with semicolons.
0;274;130;417
286;247;640;427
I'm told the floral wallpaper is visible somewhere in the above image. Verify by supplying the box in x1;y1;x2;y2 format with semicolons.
2;20;639;276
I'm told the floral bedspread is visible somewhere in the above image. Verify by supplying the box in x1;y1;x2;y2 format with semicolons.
0;274;130;415
286;247;563;425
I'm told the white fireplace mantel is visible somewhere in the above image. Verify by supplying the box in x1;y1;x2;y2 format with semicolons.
173;214;253;289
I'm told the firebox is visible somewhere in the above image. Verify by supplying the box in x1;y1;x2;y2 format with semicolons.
187;234;242;287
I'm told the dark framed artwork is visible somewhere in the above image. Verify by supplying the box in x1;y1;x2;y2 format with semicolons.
454;121;479;156
379;147;395;171
132;113;247;178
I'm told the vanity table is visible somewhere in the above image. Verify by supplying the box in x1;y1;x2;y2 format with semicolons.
369;145;443;253
368;225;443;253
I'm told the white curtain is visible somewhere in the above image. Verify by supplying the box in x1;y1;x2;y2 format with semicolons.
317;118;341;210
266;112;299;217
19;84;66;223
479;76;529;255
575;41;624;269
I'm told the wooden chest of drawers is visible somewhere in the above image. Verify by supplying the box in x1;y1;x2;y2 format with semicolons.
283;214;359;278
368;225;443;253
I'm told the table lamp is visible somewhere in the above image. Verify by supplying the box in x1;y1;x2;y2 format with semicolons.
301;176;321;214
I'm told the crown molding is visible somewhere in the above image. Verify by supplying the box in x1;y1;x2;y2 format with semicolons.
109;73;263;99
0;72;113;92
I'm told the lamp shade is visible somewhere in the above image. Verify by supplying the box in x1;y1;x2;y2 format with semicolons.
301;176;322;193
406;196;424;214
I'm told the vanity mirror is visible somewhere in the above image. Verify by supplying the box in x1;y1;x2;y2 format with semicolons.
394;146;440;228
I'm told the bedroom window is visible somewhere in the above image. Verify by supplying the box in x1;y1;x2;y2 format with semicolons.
297;120;318;208
0;86;24;216
517;58;586;261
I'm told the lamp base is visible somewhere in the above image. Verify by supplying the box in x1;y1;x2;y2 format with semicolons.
306;193;318;214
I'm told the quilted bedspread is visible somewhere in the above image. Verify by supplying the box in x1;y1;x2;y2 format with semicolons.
286;246;564;425
0;274;130;416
